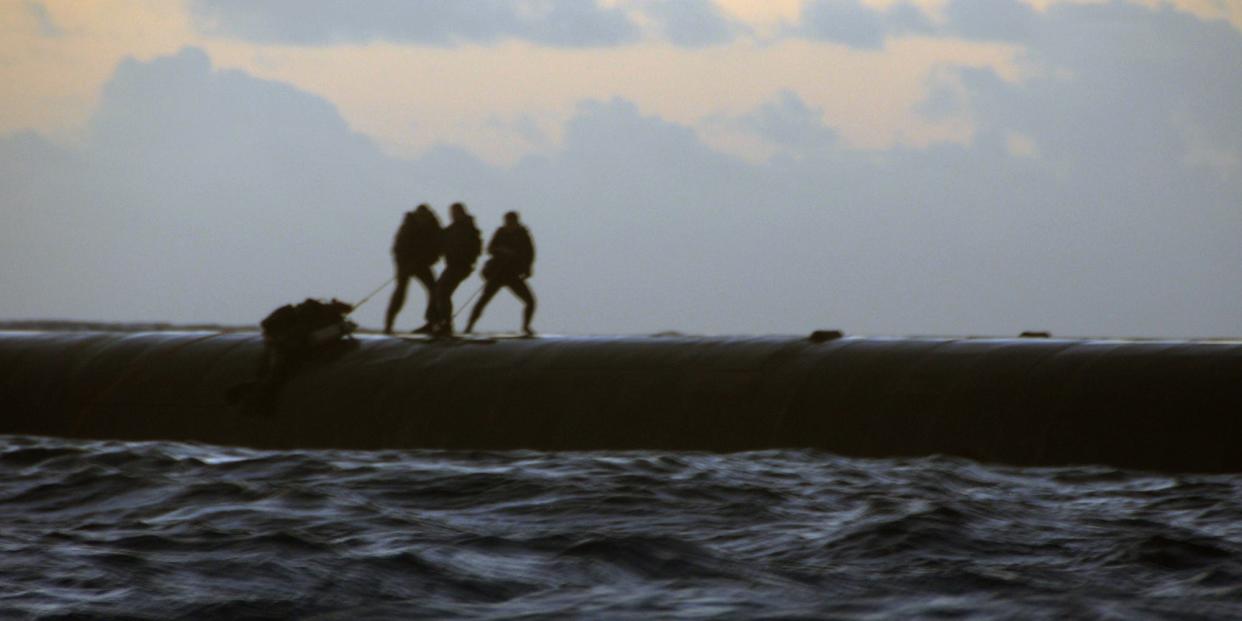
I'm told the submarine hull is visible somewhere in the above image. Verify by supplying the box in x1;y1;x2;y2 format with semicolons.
2;331;1240;472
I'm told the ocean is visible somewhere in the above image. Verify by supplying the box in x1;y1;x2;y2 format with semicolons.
2;434;1241;619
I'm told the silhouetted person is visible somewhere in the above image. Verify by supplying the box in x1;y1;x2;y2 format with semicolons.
384;204;442;334
229;298;357;414
466;211;536;336
432;202;482;335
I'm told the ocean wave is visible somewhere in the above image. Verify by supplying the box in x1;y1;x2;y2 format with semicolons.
1;435;1241;619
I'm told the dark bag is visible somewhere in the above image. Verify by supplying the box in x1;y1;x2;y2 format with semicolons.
261;298;355;351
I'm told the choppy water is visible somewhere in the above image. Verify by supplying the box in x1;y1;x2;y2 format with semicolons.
3;435;1242;619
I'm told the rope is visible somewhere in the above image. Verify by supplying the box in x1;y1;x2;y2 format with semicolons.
349;276;395;313
452;284;484;320
347;276;480;321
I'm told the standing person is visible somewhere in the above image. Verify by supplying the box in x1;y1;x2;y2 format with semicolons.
432;202;482;335
384;204;442;334
466;211;536;336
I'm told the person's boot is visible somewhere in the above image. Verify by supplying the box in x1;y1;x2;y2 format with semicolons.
411;323;434;334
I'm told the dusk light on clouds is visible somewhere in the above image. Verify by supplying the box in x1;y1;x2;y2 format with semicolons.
2;0;1240;336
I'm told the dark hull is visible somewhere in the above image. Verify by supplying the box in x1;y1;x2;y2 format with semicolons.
2;331;1240;472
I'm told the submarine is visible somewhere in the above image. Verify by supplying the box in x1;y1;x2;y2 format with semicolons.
1;329;1240;473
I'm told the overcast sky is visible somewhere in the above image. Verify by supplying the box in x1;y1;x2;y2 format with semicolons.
2;0;1240;337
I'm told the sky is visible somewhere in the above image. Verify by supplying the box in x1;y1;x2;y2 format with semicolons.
1;0;1240;337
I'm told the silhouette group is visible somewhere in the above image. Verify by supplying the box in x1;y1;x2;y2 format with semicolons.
385;202;536;337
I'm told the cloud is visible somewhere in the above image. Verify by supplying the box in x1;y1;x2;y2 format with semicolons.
796;1;934;48
916;67;975;121
24;1;62;37
558;98;735;181
938;1;1242;180
189;0;641;47
639;0;747;47
190;0;759;48
1;48;407;322
3;7;1241;337
943;0;1037;42
740;90;840;155
798;0;888;48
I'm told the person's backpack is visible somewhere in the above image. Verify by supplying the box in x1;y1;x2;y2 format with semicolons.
261;298;355;351
465;224;482;263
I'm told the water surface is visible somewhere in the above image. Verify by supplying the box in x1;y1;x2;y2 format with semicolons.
2;435;1241;619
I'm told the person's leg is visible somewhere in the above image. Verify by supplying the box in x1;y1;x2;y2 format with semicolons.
432;268;451;330
465;280;502;333
413;264;438;330
384;266;410;334
507;278;537;335
434;266;467;334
